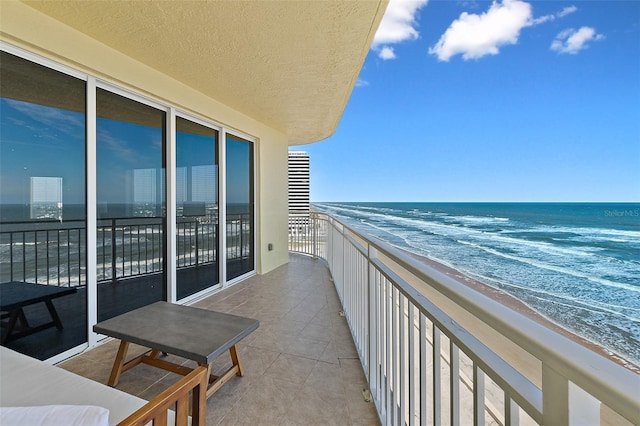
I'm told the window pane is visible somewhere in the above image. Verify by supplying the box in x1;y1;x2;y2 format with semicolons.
0;51;87;359
226;136;254;280
96;89;166;321
176;117;219;299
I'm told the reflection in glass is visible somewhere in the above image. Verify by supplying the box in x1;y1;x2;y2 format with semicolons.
0;51;87;359
226;136;254;280
176;117;219;299
96;89;166;321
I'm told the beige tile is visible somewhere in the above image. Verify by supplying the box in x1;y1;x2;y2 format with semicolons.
305;361;346;395
340;358;368;386
264;353;317;385
284;385;350;425
284;307;319;323
282;335;329;360
249;329;287;353
298;322;333;342
238;345;280;377
344;383;380;425
318;340;340;365
137;380;175;401
58;357;113;384
219;375;301;425
124;361;174;383
335;338;361;359
209;353;234;378
79;338;120;362
205;372;254;425
114;370;159;397
260;318;307;337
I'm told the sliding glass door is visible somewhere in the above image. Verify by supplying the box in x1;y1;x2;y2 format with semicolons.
225;135;254;281
1;47;259;360
0;51;87;360
176;117;219;299
96;88;166;321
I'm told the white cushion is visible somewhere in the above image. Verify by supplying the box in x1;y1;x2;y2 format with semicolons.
0;405;109;426
0;347;146;425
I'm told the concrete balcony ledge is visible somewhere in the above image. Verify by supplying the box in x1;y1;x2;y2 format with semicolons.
60;254;379;425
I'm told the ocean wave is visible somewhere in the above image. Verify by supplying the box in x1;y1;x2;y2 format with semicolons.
332;206;639;283
471;232;599;257
462;269;640;327
526;224;640;244
456;240;640;294
444;215;510;224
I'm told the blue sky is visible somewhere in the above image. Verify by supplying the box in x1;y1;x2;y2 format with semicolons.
298;0;640;202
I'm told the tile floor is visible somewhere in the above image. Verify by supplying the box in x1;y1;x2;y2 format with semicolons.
58;254;380;425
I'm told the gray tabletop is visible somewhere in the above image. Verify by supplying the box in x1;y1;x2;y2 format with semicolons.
93;301;259;364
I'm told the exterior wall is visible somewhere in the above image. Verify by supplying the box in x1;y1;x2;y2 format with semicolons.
0;1;289;274
256;141;289;274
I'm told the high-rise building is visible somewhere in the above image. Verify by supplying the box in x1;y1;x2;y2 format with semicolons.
288;151;310;222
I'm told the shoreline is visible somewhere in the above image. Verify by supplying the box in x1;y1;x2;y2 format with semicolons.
400;247;640;375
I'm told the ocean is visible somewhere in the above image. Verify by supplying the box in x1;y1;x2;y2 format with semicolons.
313;202;640;367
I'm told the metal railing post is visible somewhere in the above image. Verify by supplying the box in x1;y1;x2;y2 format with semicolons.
111;218;117;284
195;220;199;267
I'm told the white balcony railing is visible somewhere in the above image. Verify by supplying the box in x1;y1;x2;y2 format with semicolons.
289;212;640;426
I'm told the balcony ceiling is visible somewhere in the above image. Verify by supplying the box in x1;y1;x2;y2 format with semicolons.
21;0;387;145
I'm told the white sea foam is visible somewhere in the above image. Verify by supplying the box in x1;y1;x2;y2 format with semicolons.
445;215;510;224
456;240;640;294
465;270;640;322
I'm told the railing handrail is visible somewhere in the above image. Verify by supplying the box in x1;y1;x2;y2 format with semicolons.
292;211;640;425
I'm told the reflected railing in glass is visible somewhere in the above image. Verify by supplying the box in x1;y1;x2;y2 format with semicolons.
0;220;86;287
1;214;251;287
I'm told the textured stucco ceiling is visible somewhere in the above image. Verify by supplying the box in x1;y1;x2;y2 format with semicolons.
22;0;387;145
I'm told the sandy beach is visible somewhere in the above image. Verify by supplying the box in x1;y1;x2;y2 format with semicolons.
396;247;640;378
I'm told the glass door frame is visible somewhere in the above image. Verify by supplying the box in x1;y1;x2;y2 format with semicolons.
222;129;257;286
0;42;91;363
172;111;224;304
91;80;169;343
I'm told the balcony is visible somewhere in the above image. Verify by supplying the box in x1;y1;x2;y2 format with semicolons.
57;253;379;425
4;212;640;425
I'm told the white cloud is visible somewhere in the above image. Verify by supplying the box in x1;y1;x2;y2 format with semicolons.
558;5;578;18
532;4;577;25
429;1;580;62
372;0;428;60
356;79;370;88
379;46;397;60
551;26;604;54
429;0;533;61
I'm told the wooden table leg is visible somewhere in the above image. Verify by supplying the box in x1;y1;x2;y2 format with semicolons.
204;344;245;398
108;340;130;387
229;344;243;376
